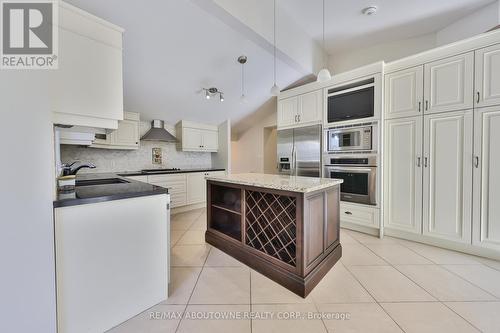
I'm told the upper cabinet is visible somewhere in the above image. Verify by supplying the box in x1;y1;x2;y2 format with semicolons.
385;66;424;119
475;44;500;108
424;52;474;114
52;3;124;129
91;112;140;149
176;121;219;152
278;90;322;129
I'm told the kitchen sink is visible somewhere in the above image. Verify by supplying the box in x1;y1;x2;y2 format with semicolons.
76;178;130;186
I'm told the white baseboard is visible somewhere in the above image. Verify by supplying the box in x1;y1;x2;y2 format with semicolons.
341;221;379;236
171;202;206;215
384;227;500;261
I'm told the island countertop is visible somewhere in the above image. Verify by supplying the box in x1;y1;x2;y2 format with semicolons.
205;173;343;193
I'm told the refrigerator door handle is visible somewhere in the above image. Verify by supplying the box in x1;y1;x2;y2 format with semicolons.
291;146;296;176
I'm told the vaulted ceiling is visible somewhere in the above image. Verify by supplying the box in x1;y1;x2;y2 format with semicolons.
66;0;494;132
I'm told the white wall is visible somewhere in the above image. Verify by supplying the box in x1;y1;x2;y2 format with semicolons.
0;72;56;332
328;33;437;74
231;99;277;173
436;1;500;46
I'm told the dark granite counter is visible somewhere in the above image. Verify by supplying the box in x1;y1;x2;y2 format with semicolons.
117;168;225;177
53;173;168;208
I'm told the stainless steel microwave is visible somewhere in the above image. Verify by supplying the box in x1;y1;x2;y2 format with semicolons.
327;78;375;124
326;125;373;152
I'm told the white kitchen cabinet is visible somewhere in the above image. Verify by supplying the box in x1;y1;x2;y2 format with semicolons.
52;3;124;129
473;106;500;251
297;90;323;125
91;112;140;149
278;96;299;128
277;90;322;129
384;116;423;234
384;66;424;119
422;110;473;243
148;174;187;208
340;202;379;228
423;52;474;114
54;195;168;333
186;173;206;204
176;121;218;152
187;171;226;205
475;44;500;108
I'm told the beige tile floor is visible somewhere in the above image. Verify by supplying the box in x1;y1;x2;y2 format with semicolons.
109;208;500;333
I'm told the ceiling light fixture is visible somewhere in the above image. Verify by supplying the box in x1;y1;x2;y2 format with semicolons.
270;0;280;96
238;55;248;104
362;6;378;16
317;0;332;82
203;87;224;102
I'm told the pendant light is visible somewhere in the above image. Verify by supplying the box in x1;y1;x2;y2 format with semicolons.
270;0;280;96
317;0;332;82
238;55;248;104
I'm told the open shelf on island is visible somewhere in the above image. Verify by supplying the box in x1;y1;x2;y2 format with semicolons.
208;183;242;241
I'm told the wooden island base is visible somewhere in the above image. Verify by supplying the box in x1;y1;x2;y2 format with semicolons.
205;175;343;298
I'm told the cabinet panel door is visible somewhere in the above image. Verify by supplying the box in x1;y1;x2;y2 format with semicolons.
385;66;424;119
112;119;139;146
424;53;473;114
187;173;206;204
202;130;218;151
473;106;500;251
423;110;473;243
54;29;123;122
475;44;500;108
182;128;203;150
384;117;423;234
297;90;322;125
277;97;298;128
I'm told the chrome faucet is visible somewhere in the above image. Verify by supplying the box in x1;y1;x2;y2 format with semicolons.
61;162;96;176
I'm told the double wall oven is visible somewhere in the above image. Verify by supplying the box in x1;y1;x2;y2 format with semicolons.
324;123;378;206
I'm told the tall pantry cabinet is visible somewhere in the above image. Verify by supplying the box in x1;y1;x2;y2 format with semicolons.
384;41;500;253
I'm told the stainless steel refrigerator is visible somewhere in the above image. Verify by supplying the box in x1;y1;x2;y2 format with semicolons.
277;124;322;177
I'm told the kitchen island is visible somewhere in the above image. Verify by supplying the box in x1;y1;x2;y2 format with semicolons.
205;173;343;297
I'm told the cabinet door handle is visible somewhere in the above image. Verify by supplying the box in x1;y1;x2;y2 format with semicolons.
418;101;421;112
344;211;353;215
298;115;301;122
424;157;428;168
294;115;297;122
476;92;481;104
425;100;429;111
417;157;421;167
474;156;479;168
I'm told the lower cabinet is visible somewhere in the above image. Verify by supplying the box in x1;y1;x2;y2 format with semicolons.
384;110;474;243
473;106;500;251
340;202;380;229
127;171;226;208
422;110;473;243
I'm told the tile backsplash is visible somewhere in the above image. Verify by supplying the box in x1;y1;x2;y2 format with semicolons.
60;141;212;173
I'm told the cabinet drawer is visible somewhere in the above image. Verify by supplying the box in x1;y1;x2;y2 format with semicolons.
340;203;379;228
148;174;186;183
149;181;186;194
170;192;187;208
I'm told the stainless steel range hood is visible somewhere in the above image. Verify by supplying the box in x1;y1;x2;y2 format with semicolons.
141;120;177;142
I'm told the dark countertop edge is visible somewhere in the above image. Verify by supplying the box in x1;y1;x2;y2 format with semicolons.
117;168;226;177
53;188;168;208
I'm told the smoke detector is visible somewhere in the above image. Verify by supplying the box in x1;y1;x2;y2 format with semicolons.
362;6;378;16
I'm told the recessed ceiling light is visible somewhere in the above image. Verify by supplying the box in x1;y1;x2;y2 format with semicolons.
362;6;378;16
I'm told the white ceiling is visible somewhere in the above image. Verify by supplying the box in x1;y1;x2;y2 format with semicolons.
281;0;495;53
66;0;301;126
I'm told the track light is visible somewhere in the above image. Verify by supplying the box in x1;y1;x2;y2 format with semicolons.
202;87;224;102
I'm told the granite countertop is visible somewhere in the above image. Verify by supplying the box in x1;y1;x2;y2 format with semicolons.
53;173;168;208
205;173;343;193
118;168;225;177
